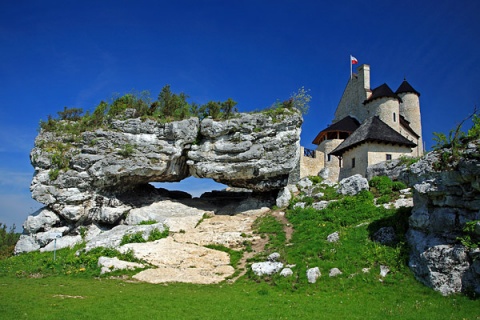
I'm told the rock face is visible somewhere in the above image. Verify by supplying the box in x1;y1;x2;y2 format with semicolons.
17;110;302;253
403;143;480;296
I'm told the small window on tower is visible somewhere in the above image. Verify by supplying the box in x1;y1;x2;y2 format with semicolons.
393;113;396;122
352;158;356;168
386;154;392;161
327;154;331;162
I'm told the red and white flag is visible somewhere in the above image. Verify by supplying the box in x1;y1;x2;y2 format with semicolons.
351;55;358;65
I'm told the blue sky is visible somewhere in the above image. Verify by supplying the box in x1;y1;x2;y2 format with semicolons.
1;0;479;228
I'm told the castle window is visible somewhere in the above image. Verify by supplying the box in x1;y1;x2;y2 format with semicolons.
352;158;356;168
386;154;392;161
327;154;331;162
393;112;396;122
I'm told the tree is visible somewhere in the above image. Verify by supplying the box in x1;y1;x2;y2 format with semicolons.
221;98;238;119
291;86;311;115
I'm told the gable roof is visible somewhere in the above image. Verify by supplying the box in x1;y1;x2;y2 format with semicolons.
312;116;360;145
329;116;417;157
395;79;420;97
363;83;402;105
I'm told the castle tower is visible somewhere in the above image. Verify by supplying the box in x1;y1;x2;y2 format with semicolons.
333;64;371;123
396;80;423;156
363;83;401;132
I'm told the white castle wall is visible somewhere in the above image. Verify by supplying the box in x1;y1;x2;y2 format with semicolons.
365;97;400;132
339;143;413;180
399;92;423;156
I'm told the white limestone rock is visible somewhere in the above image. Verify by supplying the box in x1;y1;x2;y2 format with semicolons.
251;261;284;276
329;268;342;277
312;201;330;210
280;268;293;277
337;174;369;196
306;267;321;283
276;187;291;208
327;231;339;243
267;252;281;262
98;256;145;274
14;235;40;254
22;208;60;234
40;235;82;252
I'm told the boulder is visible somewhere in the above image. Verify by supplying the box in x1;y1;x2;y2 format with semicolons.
312;201;330;211
327;231;339;243
329;268;342;277
267;252;281;262
380;265;390;278
373;227;397;245
306;267;321;283
276;187;291;208
251;261;284;276
280;268;293;277
337;174;369;196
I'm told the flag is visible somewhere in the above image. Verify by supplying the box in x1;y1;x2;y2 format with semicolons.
351;55;358;65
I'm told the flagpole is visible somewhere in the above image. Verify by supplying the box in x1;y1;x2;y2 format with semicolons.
350;55;352;80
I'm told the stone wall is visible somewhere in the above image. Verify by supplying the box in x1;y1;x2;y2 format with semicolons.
299;147;323;179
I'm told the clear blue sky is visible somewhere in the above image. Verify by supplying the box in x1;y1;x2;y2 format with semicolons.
1;0;479;228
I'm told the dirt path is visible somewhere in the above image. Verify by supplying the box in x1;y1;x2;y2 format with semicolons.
228;209;294;283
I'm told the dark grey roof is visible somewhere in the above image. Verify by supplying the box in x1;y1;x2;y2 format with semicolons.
312;116;360;144
363;83;402;105
399;115;420;138
396;79;420;97
330;116;417;156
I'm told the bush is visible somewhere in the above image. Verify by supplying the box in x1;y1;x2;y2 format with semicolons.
0;223;20;260
369;176;393;197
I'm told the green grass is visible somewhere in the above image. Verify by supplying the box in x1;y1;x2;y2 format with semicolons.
0;275;478;319
1;190;479;319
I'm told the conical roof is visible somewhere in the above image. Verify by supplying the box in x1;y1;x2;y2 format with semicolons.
330;116;417;156
363;83;402;104
312;116;360;145
395;79;420;96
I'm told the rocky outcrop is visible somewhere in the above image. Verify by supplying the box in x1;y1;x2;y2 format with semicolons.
17;110;301;254
403;142;480;296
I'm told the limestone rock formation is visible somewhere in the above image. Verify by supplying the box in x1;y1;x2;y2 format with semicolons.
403;142;480;296
17;109;302;254
188;112;302;191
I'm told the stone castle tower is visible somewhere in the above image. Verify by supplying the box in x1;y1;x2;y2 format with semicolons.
301;64;423;181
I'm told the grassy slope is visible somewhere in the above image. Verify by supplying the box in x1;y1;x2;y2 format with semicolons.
1;189;479;319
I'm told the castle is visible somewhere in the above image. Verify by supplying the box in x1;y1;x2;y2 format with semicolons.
300;64;423;181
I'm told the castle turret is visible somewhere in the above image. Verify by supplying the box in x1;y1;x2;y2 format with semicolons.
396;79;423;156
363;83;401;132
